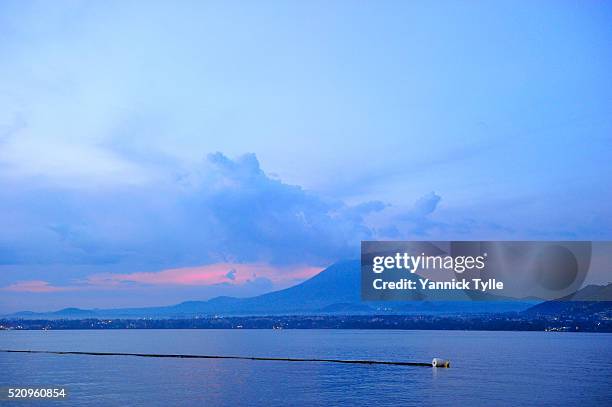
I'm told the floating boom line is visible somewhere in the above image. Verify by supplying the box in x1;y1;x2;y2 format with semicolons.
1;349;449;367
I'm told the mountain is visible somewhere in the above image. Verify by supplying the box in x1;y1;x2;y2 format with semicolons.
558;283;612;301
230;259;362;312
5;260;533;319
11;307;98;318
4;260;361;319
154;259;364;316
524;283;612;316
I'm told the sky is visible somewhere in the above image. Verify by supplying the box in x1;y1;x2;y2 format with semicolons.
0;0;611;312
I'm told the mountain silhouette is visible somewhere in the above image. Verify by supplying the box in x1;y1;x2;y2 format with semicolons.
524;283;612;316
7;260;538;318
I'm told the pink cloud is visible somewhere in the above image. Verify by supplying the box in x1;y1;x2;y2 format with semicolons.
2;263;323;294
86;263;321;288
2;280;73;293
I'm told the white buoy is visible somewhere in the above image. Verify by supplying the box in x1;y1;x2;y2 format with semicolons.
432;358;450;368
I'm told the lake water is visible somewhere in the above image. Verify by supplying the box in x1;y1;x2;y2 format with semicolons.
1;329;611;406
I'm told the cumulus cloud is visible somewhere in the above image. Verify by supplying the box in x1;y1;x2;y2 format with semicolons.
0;153;386;269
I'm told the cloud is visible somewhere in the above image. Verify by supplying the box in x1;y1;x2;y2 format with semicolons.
85;263;318;288
0;152;386;269
376;192;443;237
413;192;441;216
0;263;320;296
4;151;603;302
2;280;73;293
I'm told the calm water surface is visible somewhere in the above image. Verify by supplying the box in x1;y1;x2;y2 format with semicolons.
1;329;611;406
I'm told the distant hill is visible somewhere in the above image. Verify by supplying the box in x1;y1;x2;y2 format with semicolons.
558;283;612;301
6;260;535;319
524;283;612;316
12;307;98;318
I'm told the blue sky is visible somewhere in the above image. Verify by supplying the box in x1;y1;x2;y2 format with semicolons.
0;1;611;311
